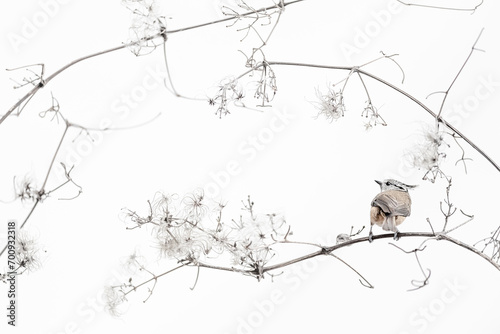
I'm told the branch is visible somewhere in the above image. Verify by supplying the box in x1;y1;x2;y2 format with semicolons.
254;60;500;172
2;43;130;125
120;263;185;298
1;0;304;126
166;0;304;34
0;103;160;261
0;200;40;258
179;232;500;275
328;253;374;289
268;232;500;273
435;28;485;119
389;243;431;291
396;0;483;13
109;230;500;311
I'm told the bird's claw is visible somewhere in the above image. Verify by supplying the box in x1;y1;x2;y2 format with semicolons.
393;231;400;241
368;231;374;243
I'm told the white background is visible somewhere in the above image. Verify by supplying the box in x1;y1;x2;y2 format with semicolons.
1;0;500;333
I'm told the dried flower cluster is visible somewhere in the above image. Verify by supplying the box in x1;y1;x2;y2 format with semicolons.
222;0;285;42
313;84;388;129
123;191;289;271
106;192;290;314
15;176;41;202
123;0;166;55
14;231;43;274
1;230;43;280
408;124;449;182
361;101;387;129
208;61;278;117
253;62;277;107
313;86;345;122
103;285;128;317
208;78;245;118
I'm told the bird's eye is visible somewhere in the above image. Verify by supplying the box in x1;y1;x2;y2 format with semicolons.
385;182;390;186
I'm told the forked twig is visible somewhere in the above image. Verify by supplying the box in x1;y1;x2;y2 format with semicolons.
389;243;431;291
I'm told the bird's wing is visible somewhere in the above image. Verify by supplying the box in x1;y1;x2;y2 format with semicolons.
372;191;411;217
372;193;397;214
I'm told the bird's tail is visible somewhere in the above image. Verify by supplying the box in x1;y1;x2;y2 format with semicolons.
381;216;397;232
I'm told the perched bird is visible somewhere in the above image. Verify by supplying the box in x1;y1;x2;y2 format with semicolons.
369;179;417;242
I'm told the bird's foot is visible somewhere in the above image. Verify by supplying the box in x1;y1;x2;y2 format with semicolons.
368;231;374;243
393;231;400;241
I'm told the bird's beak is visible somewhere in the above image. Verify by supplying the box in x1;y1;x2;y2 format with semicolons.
375;180;382;185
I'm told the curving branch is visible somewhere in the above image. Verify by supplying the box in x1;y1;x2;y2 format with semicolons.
256;60;500;173
105;229;500;314
1;0;304;126
261;232;500;274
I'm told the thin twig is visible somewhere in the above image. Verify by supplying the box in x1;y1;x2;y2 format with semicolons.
40;124;69;191
451;133;473;173
190;265;200;290
444;213;474;234
71;112;162;132
426;218;435;234
167;0;303;34
0;200;40;257
389;243;431;291
397;0;483;13
122;263;185;298
162;41;180;97
436;28;485;119
328;253;374;289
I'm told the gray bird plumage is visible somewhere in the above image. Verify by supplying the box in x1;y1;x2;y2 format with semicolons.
369;179;417;242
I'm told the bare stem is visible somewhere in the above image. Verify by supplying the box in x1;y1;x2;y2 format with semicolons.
2;43;133;125
166;0;303;34
196;231;500;276
267;232;500;273
40;124;69;191
396;0;483;13
123;263;185;297
0;200;40;257
328;253;374;289
251;60;499;172
119;230;500;301
162;41;180;98
2;0;304;126
436;28;484;119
